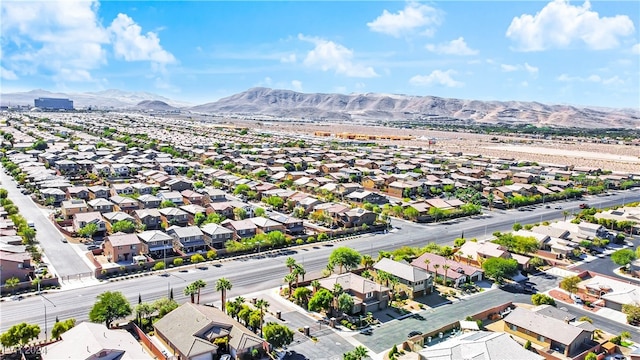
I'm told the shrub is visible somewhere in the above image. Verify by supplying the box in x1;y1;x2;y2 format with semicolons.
306;236;315;243
524;340;531;350
610;336;621;345
153;262;166;271
296;239;304;245
173;258;184;266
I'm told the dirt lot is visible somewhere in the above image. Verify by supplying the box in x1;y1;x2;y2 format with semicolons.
251;121;640;173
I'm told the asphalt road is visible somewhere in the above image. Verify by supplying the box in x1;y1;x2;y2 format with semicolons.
2;186;639;340
0;167;92;278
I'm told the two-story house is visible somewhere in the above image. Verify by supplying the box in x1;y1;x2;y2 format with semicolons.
318;273;390;314
87;185;110;200
222;219;257;239
373;258;433;298
0;250;33;284
109;195;139;214
201;223;234;250
157;191;184;206
180;204;207;226
73;212;107;236
87;198;116;214
65;186;90;200
133;209;163;230
269;214;305;235
137;194;161;209
137;230;174;259
158;207;189;227
60;199;89;220
181;190;205;205
167;226;207;254
247;217;286;234
166;178;193;192
103;233;142;263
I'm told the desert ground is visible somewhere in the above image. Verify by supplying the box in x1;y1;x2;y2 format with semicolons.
248;121;640;173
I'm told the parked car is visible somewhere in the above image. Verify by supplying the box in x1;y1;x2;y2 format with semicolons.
359;328;373;335
60;237;67;243
87;245;99;251
579;203;590;209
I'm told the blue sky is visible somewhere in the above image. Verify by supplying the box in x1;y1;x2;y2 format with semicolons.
1;1;639;108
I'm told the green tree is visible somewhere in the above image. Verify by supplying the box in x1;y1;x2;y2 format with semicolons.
584;353;597;360
292;287;312;307
194;212;206;226
531;293;556;306
611;249;636;267
403;207;419;221
51;318;76;339
191;253;205;264
264;196;285;209
262;322;294;349
216;277;232;312
0;323;40;348
512;223;523;231
578;316;593;324
337;293;354;314
184;284;197;303
77;223;98;238
233;207;247;220
4;276;20;289
111;220;135;234
89;291;132;327
308;288;333;313
160;199;177;208
481;257;518;284
255;298;270;335
254;207;266;217
560;276;581;295
233;184;251;196
206;249;217;260
286;257;297;273
192;279;207;304
328;247;362;274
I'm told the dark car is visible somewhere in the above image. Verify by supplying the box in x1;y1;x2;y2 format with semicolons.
359;328;373;335
408;330;423;338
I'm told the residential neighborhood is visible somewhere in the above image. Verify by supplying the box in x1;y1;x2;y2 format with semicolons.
0;111;639;360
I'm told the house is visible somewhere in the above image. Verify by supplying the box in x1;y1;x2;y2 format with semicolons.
346;190;388;205
166;178;193;192
206;201;235;219
201;223;234;250
318;273;390;314
158;191;185;206
137;194;161;209
202;188;227;202
503;307;597;359
73;212;107;235
110;183;134;196
88;185;110;199
339;208;377;228
137;230;174;259
373;258;433;298
512;172;540;184
66;186;90;200
133;209;162;230
222;219;257;239
60;199;89;220
43;322;153;360
269;214;305;235
411;253;484;288
182;189;206;205
103;233;142;263
109;195;140;214
180;204;207;225
40;188;66;205
457;241;510;266
167;225;207;254
247;216;286;234
159;207;189;227
154;302;265;360
102;212;136;230
0;251;33;284
87;198;116;214
418;331;543;360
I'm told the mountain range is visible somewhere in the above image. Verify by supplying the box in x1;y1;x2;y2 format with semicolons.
2;87;638;128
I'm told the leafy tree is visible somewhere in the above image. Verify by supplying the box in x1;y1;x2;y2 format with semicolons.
454;237;466;247
191;253;205;264
4;276;20;289
337;293;354;314
403;207;419;221
233;184;251;196
584;353;597;360
159;199;177;208
292;287;312;307
111;220;135;234
328;247;362;274
611;249;636;266
0;323;40;348
531;293;556;306
77;222;98;238
89;291;132;327
560;276;581;295
578;316;593;324
254;207;266;217
263;322;294;349
308;288;333;313
184;284;197;303
512;223;523;231
51;318;76;339
153;261;166;271
216;277;232;312
194;212;206;226
264;196;285;209
206;249;217;260
481;257;518;284
233;207;247;220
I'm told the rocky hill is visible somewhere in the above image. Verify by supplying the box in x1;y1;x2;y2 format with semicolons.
190;87;640;129
131;100;177;111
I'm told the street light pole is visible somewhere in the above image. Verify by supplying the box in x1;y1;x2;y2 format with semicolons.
40;294;56;341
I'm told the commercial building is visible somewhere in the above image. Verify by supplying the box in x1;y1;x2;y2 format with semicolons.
34;97;73;110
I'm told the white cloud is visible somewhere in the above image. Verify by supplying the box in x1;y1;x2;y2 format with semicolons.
506;0;635;51
367;2;443;37
425;37;478;55
298;34;378;78
291;80;303;91
280;54;297;63
108;13;175;64
632;43;640;54
1;0;109;82
409;69;463;87
1;66;18;80
500;62;539;76
557;73;624;85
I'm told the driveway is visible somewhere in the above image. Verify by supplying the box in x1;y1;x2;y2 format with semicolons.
0;167;92;278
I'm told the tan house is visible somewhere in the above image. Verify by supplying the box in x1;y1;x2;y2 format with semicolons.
60;199;89;220
103;233;142;263
373;258;433;298
318;273;390;314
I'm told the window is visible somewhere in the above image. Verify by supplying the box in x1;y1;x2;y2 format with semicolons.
538;335;545;342
366;292;373;298
510;324;517;331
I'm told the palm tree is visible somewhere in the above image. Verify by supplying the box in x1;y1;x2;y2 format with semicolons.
466;254;473;266
563;210;570;221
353;345;368;360
286;257;297;273
433;264;440;283
216;278;232;312
311;280;321;294
191;280;207;304
293;264;306;287
184;284;197;303
423;258;431;272
487;193;494;211
361;254;374;269
442;264;451;286
284;272;296;295
255;299;270;335
377;270;391;287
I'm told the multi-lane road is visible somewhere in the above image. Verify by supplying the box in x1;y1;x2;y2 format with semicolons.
1;171;639;339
